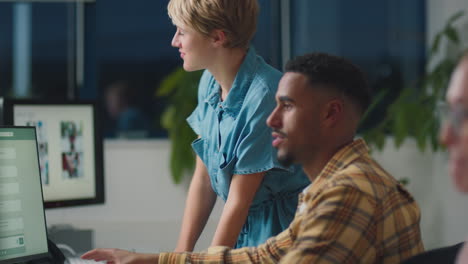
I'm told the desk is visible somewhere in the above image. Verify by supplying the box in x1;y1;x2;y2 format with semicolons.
49;220;219;254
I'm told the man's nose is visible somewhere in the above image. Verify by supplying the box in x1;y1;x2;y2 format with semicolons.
440;122;456;147
267;109;281;129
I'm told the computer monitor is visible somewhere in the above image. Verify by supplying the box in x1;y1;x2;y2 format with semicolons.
1;99;104;209
0;126;49;264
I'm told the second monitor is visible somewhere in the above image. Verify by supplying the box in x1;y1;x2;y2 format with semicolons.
2;99;104;209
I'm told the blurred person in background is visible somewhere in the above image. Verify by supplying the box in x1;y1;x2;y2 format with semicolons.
404;52;468;264
105;80;151;138
439;52;468;264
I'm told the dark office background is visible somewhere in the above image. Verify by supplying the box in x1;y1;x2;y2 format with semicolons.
0;0;425;138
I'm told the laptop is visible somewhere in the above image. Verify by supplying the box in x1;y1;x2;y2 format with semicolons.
0;126;51;264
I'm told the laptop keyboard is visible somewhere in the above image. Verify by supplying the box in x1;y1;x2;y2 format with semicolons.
66;257;106;264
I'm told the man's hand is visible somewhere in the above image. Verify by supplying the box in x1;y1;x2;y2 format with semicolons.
81;248;158;264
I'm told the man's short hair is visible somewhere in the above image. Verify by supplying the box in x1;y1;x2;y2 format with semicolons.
285;53;371;114
167;0;259;49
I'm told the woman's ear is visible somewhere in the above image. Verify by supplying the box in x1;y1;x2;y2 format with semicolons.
211;29;227;48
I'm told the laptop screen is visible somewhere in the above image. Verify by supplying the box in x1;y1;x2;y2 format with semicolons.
0;127;49;263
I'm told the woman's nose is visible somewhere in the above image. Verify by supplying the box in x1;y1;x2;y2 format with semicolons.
171;31;179;47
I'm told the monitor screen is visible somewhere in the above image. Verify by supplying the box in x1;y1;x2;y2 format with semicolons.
0;127;49;264
2;99;104;208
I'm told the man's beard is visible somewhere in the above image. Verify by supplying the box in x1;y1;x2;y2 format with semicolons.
277;152;295;167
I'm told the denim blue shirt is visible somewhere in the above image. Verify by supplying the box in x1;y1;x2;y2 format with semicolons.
187;47;310;247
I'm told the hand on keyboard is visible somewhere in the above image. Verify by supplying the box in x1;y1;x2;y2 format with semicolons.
67;257;106;264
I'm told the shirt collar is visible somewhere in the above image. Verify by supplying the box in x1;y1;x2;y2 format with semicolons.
313;138;370;185
205;47;259;118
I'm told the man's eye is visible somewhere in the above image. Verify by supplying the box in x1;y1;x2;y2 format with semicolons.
283;103;293;110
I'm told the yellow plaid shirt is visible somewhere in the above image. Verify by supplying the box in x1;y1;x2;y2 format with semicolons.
159;139;424;263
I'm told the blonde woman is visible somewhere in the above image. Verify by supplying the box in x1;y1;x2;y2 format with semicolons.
167;0;309;250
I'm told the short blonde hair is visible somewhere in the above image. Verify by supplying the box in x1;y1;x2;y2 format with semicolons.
167;0;259;49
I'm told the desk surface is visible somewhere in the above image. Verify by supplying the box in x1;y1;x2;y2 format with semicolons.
50;220;218;254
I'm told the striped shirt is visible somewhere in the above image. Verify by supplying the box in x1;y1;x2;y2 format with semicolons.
159;139;424;263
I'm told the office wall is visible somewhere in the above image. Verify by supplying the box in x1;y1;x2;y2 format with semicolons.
427;0;468;53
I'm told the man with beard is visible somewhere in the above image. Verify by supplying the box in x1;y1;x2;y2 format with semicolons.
82;53;424;263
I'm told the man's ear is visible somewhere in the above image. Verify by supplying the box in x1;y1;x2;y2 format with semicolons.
322;98;344;127
211;29;227;48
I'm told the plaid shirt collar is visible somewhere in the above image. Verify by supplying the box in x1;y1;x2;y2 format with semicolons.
313;138;369;187
298;138;369;206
